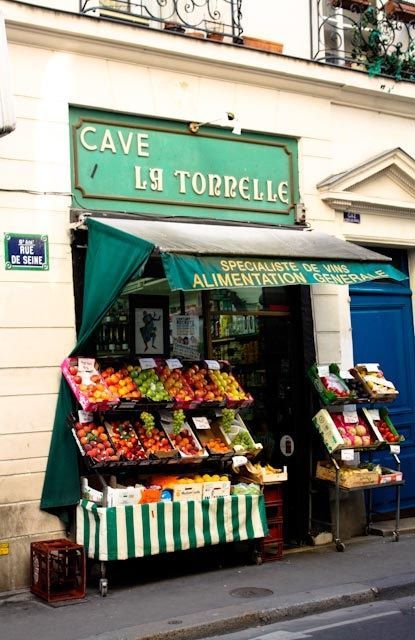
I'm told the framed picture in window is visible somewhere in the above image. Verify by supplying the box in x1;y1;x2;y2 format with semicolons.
129;295;170;357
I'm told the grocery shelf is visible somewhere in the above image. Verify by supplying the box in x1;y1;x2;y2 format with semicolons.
211;333;259;343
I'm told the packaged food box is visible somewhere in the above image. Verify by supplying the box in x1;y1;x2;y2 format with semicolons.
307;363;353;405
312;408;382;453
106;486;143;506
159;411;208;459
352;364;399;401
172;483;203;502
62;357;119;411
202;480;231;499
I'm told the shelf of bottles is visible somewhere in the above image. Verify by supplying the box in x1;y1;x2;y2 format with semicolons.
95;299;130;358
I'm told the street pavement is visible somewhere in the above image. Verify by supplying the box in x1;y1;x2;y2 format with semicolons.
1;534;415;640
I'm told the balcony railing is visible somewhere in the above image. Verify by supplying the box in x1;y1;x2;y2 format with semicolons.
313;1;415;81
80;0;243;42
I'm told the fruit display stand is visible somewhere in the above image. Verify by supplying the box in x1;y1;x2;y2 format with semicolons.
65;357;269;595
309;362;404;552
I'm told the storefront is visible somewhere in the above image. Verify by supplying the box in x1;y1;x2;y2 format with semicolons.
39;109;406;581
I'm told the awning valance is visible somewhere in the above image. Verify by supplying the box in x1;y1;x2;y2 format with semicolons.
87;217;407;290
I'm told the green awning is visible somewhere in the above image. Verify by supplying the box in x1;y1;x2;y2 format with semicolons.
88;217;407;290
161;253;405;290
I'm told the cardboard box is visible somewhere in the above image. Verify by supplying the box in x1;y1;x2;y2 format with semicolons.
378;468;403;484
202;481;231;499
312;409;345;453
105;486;143;507
172;483;203;502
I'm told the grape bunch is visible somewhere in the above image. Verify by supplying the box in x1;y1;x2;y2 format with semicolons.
172;409;186;435
232;431;255;450
140;411;155;436
221;409;235;435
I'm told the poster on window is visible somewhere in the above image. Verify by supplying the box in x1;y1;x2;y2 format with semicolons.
130;296;170;357
171;315;200;360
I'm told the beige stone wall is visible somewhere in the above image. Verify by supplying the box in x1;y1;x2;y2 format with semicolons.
0;1;415;590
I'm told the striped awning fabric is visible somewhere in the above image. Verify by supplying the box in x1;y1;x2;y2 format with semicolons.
76;495;268;561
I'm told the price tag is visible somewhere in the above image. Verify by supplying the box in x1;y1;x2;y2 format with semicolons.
78;357;95;373
369;409;380;421
340;369;354;380
78;410;93;424
204;360;220;370
193;417;211;430
343;410;358;424
390;444;400;454
139;358;156;370
317;365;330;376
341;449;355;461
166;358;183;369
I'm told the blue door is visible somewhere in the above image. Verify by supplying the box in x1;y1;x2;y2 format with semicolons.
350;250;415;512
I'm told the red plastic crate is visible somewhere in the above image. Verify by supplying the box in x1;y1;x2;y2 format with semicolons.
260;540;284;562
30;539;86;602
264;518;283;543
263;484;283;504
265;501;284;520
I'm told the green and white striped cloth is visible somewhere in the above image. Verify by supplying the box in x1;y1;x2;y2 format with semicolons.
77;495;268;561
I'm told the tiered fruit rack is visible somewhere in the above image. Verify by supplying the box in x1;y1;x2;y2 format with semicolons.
309;363;404;551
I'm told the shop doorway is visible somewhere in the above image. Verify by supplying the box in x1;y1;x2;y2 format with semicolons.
205;286;315;544
351;248;415;512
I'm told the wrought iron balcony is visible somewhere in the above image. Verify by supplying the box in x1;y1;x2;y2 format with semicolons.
80;0;243;42
314;1;415;81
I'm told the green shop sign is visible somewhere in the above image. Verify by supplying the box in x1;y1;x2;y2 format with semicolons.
162;254;407;291
70;108;298;225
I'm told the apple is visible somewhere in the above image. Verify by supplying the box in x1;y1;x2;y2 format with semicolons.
355;425;367;436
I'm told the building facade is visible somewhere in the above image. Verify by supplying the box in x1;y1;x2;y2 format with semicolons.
1;0;415;590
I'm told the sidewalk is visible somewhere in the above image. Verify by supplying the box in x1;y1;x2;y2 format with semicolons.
1;533;415;640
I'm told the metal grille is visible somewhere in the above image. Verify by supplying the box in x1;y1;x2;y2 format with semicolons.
313;1;415;81
80;0;243;42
